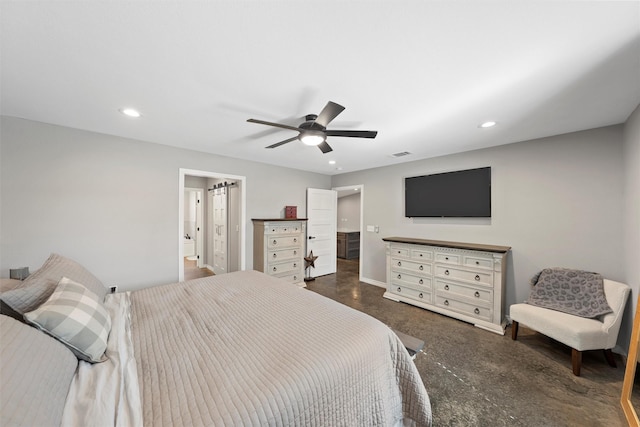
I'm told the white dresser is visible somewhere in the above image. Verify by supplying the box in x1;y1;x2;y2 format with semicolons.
252;219;307;287
383;237;510;335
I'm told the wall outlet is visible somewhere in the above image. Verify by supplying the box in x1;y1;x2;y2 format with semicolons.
110;286;117;293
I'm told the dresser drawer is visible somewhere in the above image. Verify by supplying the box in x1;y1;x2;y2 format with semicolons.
274;270;304;284
411;248;433;261
435;295;492;321
268;247;302;263
435;252;461;264
268;259;301;275
391;271;432;291
391;258;431;275
266;223;303;234
389;285;432;303
435;279;492;305
390;245;410;257
267;235;302;248
463;255;493;270
434;265;493;286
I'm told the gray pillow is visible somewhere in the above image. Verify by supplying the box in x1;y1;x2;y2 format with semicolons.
527;268;613;318
0;253;107;315
25;277;111;363
0;314;78;427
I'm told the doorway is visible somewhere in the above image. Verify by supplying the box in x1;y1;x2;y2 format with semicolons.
184;187;203;266
178;169;246;282
333;184;364;281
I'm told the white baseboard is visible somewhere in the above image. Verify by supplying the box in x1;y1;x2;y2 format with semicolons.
360;277;387;288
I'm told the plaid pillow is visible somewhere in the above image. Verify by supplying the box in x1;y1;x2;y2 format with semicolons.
24;277;111;363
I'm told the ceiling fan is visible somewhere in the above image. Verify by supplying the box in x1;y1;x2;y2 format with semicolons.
246;101;377;154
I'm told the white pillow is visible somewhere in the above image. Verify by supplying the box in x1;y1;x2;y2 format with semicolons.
24;277;111;363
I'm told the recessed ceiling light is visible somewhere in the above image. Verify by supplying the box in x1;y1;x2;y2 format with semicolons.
479;121;497;128
119;108;142;118
328;160;336;165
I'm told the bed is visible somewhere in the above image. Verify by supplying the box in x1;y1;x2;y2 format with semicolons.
1;253;432;426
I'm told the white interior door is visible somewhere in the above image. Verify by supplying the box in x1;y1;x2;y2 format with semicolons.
306;188;337;277
213;187;228;275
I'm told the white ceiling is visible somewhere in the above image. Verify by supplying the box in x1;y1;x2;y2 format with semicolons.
2;1;639;175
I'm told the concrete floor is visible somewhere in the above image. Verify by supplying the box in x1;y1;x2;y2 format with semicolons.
306;259;636;427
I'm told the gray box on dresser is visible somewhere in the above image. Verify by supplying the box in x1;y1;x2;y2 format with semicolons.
383;237;510;335
253;219;307;287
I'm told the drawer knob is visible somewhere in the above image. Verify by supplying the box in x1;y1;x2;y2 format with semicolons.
293;238;297;243
475;261;480;265
293;275;297;280
397;287;401;292
293;263;297;267
293;250;297;255
419;279;423;285
273;240;277;245
444;300;449;306
273;267;277;272
397;261;402;267
397;250;401;254
419;293;423;299
419;253;423;257
397;274;402;279
419;265;424;271
475;275;480;281
445;257;449;260
273;253;277;258
444;284;449;291
474;291;480;298
445;269;450;275
474;308;480;315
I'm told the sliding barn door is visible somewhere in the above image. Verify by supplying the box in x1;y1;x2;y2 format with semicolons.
212;187;228;275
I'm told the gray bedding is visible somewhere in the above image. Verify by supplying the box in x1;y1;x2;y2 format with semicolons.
129;270;431;426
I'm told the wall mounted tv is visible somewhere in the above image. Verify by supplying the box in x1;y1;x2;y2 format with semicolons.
405;167;491;218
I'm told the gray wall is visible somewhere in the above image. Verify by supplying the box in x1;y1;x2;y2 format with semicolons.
620;104;640;348
337;193;361;232
0;116;330;290
332;125;633;344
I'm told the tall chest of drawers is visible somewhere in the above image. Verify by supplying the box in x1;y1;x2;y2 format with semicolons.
253;219;307;287
382;237;510;335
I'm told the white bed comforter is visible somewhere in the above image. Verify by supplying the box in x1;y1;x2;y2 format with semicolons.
64;270;431;426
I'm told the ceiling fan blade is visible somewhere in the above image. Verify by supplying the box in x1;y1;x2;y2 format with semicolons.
314;101;345;128
325;129;378;138
317;141;333;154
266;136;299;149
247;118;301;132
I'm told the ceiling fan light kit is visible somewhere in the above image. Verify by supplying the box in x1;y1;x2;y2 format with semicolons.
300;130;325;146
247;101;378;154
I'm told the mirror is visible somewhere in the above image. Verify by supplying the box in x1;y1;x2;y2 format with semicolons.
621;296;640;427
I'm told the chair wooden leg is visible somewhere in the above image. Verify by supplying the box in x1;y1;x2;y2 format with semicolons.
511;321;519;340
604;349;617;368
572;348;582;376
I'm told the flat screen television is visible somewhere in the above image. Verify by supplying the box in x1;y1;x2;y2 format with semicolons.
404;167;491;217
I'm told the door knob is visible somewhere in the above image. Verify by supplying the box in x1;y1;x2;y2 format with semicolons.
308;236;316;240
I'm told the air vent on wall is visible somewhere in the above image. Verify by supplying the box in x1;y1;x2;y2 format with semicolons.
391;151;412;158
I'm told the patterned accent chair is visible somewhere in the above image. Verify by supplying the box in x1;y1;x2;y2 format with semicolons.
510;279;630;376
